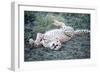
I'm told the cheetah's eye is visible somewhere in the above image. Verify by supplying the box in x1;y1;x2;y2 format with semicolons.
40;39;42;41
56;44;58;46
52;43;55;46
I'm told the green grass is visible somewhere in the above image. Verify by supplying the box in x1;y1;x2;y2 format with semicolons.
24;11;90;61
24;33;90;61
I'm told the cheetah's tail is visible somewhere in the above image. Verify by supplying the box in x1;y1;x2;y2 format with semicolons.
74;29;90;35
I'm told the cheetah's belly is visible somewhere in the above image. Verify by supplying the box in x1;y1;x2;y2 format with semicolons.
44;29;72;42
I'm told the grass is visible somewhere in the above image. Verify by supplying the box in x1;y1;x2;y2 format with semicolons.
24;11;90;61
24;33;90;61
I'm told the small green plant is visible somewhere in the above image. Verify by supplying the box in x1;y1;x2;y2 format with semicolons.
32;13;66;33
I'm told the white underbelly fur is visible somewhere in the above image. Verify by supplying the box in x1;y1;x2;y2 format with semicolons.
44;29;73;43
